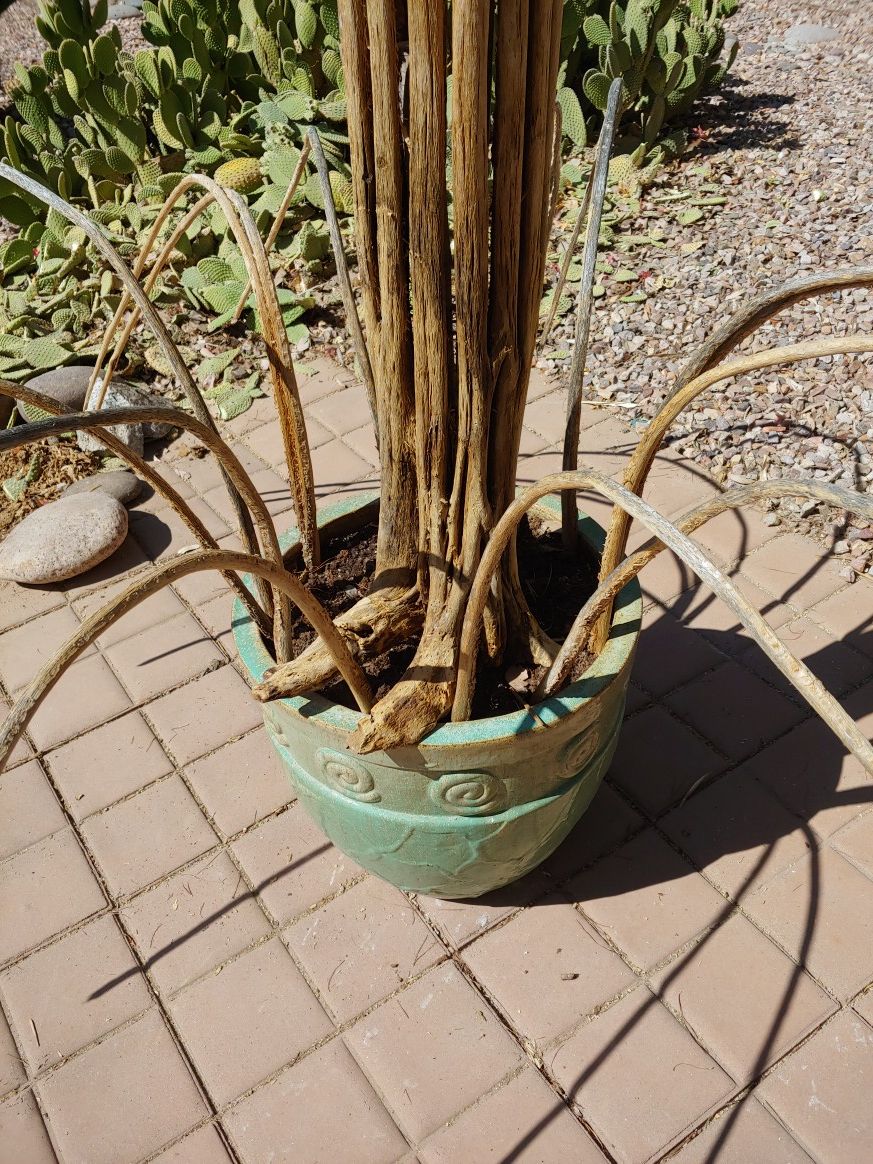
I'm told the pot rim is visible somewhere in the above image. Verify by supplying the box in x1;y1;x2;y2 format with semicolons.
233;489;642;747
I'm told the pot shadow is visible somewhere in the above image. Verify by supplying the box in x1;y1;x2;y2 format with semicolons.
470;593;871;1161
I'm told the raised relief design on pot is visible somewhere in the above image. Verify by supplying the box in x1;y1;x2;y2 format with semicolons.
429;770;507;817
316;747;381;803
263;707;289;748
560;722;600;777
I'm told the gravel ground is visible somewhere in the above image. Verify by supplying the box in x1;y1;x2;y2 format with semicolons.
0;2;147;91
542;1;873;576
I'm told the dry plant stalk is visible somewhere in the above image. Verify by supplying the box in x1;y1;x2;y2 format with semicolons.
0;547;374;773
2;2;873;783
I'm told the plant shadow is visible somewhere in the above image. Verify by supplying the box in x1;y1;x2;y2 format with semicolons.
680;74;801;156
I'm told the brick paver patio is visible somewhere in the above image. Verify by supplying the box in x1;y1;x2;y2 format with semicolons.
1;358;871;1162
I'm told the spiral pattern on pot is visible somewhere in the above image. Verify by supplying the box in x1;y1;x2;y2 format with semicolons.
429;770;507;817
263;707;289;748
316;748;381;803
560;723;598;776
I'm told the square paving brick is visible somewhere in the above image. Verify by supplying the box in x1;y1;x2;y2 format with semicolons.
145;665;262;765
831;810;873;880
638;546;701;610
0;915;151;1073
231;804;362;926
0;830;105;965
0;579;65;634
172;533;245;608
544;783;644;883
25;654;131;752
515;449;562;489
414;871;550;949
244;415;332;472
549;986;734;1163
82;776;218;896
525;367;555;401
309;384;375;436
184;729;293;838
631;611;725;698
745;717;873;840
668;1098;813;1163
286;878;444;1023
343;422;381;467
739;613;870;700
689;506;778;568
129;499;230;562
664;660;806;763
650;914;835;1084
807;583;873;655
150;1124;233;1162
742;533;845;612
0;760;66;861
37;1008;207;1164
191;590;238;656
167;939;332;1105
522;392;574;444
418;1068;607;1163
296;358;351;404
758;1011;873;1164
120;851;271;995
310;439;376;495
45;710;173;821
607;704;726;816
0;604;85;693
638;460;719;520
462;897;635;1047
202;467;295;527
225;1038;408;1164
742;847;873;1001
71;581;186;649
104;613;223;701
854;987;873;1027
345;961;524;1142
169;441;266;495
678;575;791;655
661;773;814;898
0;1092;56;1162
567;829;725;971
0;1004;24;1097
0;695;33;768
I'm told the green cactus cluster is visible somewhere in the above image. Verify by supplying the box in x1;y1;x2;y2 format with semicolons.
558;0;739;152
0;0;740;384
0;201;147;381
0;0;353;229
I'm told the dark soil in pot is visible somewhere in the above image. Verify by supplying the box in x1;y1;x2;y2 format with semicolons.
276;514;600;717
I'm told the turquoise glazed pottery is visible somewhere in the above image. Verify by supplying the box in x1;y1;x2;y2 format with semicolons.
234;492;641;899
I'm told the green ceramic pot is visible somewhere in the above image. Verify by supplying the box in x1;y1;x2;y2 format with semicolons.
233;491;641;899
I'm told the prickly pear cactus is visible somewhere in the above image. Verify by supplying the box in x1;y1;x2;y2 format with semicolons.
560;0;740;161
215;157;263;193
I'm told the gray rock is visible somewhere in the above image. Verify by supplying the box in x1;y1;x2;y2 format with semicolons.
63;470;142;506
77;379;173;455
784;23;839;46
0;493;128;584
77;391;144;457
107;2;141;18
18;365;95;421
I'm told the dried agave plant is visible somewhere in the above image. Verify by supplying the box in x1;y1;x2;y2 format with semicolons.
2;0;873;791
